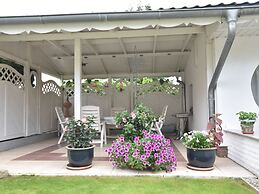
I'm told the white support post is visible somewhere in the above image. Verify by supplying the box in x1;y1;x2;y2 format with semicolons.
108;76;112;111
37;67;41;133
60;74;64;111
25;44;31;136
130;75;134;111
74;38;82;120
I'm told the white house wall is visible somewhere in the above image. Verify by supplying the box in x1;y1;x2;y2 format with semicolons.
215;36;259;134
214;36;259;177
184;33;208;130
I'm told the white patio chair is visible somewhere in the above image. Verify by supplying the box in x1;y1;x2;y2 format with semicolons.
81;106;107;148
151;105;168;136
55;106;68;144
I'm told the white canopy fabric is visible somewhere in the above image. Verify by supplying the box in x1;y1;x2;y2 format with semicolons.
0;17;220;35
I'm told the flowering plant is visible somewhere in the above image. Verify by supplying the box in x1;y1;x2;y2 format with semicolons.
106;130;177;172
64;116;97;148
181;131;214;149
207;113;223;148
115;104;157;142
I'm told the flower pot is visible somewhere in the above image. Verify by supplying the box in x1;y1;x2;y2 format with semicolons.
241;121;255;134
216;146;228;158
63;98;72;117
186;147;216;169
66;145;95;168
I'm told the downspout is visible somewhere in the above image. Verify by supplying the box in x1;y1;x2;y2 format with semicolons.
208;9;239;117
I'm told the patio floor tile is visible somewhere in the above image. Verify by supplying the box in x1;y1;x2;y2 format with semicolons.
0;138;256;178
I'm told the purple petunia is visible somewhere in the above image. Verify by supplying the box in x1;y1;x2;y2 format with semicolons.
106;131;177;172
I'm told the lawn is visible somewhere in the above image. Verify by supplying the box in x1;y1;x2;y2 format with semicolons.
0;176;256;194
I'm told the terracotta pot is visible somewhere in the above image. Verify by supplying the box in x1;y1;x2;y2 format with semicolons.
63;97;72;117
241;120;255;134
216;146;228;158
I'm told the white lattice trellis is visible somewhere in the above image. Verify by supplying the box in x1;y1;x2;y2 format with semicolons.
42;80;61;96
0;64;24;89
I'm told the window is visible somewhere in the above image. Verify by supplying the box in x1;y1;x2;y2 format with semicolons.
251;65;259;107
30;73;37;88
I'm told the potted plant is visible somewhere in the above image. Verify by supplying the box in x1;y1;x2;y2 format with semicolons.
64;116;97;169
236;111;258;134
181;114;223;170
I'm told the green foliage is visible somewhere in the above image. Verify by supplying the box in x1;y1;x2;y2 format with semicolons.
112;79;129;92
64;116;97;148
115;104;157;142
82;79;107;95
181;131;214;149
236;111;258;122
62;76;180;98
62;79;107;97
136;77;180;96
62;80;74;97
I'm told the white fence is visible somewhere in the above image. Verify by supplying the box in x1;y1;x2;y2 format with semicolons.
0;64;25;141
0;63;61;141
69;82;182;129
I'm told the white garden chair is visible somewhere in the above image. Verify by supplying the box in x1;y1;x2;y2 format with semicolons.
55;106;68;144
81;106;107;148
151;105;168;136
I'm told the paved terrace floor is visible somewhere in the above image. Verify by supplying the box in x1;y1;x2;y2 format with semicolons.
0;137;256;178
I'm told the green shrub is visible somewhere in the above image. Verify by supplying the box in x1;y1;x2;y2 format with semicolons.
115;104;157;142
64;116;97;148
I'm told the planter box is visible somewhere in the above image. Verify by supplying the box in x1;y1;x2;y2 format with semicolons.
216;146;228;158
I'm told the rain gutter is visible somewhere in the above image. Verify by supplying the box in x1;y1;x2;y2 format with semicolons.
208;9;239;117
0;6;258;24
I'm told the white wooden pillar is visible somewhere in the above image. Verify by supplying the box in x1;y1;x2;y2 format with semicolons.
130;75;134;111
74;38;82;120
25;43;32;136
108;76;112;111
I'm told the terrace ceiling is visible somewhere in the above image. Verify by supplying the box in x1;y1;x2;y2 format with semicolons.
0;13;258;77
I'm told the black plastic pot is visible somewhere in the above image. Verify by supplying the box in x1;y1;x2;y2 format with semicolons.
66;145;95;167
187;147;216;168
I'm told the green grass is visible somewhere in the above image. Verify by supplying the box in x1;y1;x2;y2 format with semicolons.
0;176;257;194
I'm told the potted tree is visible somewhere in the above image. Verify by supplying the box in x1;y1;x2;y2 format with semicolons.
64;116;97;170
236;111;258;134
181;114;223;171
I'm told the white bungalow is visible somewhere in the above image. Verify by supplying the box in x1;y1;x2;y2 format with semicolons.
0;2;259;176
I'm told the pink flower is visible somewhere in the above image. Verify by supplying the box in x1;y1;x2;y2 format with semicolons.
119;136;124;142
131;112;136;119
81;117;87;123
122;117;127;123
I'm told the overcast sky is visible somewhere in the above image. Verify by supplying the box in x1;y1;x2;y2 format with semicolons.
0;0;257;16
